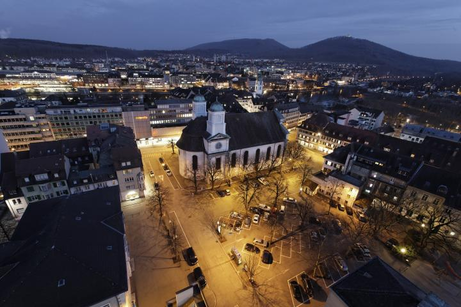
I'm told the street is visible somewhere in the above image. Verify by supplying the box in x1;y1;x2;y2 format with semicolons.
122;140;461;307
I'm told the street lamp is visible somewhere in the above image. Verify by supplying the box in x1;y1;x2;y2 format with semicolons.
450;231;456;236
421;223;425;228
400;247;407;254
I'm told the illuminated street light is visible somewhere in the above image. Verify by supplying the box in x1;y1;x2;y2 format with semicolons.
450;231;456;236
421;223;425;228
400;247;407;254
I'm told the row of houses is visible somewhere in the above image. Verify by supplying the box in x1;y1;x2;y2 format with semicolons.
301;130;461;239
1;123;144;219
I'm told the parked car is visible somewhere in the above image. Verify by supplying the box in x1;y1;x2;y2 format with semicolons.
245;243;261;254
230;211;243;220
185;247;198;265
258;203;271;212
253;238;269;248
318;262;331;279
250;207;261;214
235;220;242;232
159;157;165;166
193;267;207;288
243;217;251;228
332;219;342;234
301;273;314;297
263;211;270;221
283;197;297;204
385;238;399;249
252;214;260;224
251;181;260;188
262;250;273;264
353;243;371;258
334;255;348;272
309;216;321;225
154;182;160;191
166;169;173;177
217;190;226;197
257;177;269;186
338;203;345;211
329;201;338;208
290;280;303;301
225;189;231;196
279;205;286;215
346;206;353;216
149;170;155;178
310;231;319;243
357;212;367;222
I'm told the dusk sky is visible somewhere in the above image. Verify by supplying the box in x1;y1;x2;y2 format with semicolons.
1;0;461;60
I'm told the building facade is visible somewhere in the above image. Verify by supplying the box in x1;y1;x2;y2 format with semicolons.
46;105;123;140
0;104;54;151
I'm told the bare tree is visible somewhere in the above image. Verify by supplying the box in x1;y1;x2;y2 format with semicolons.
238;176;260;213
298;164;313;187
293;196;314;228
366;199;404;238
265;154;281;176
404;201;461;252
268;174;288;208
185;165;200;193
326;180;345;215
168;139;176;154
204;159;222;190
285;141;306;160
343;215;371;242
243;254;281;307
147;184;169;222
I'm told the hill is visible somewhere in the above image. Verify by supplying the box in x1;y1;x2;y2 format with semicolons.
187;38;290;57
188;36;461;75
296;36;461;75
1;37;461;75
0;38;171;59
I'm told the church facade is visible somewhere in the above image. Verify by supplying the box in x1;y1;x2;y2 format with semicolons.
176;94;289;179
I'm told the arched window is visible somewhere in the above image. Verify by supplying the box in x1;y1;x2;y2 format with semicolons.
231;153;237;167
255;149;260;164
266;147;271;161
243;151;249;166
276;145;282;158
192;155;198;170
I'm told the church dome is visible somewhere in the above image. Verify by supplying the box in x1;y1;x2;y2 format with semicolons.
193;94;206;102
209;99;224;112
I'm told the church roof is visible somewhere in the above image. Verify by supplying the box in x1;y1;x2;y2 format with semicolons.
176;111;288;152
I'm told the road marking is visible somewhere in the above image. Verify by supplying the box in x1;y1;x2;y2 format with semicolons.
170;210;191;247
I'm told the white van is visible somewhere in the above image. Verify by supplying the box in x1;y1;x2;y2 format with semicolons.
231;246;242;265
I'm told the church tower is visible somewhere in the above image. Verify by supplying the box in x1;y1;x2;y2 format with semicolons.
255;72;264;96
192;94;207;119
206;98;226;136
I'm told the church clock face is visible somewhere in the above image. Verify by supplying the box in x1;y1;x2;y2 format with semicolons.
215;142;222;150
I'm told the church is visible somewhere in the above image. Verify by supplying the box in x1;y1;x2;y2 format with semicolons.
176;94;289;179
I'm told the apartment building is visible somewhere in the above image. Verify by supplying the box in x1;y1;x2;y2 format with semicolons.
274;102;301;130
46;104;123;140
127;72;166;89
87;124;145;201
0;102;54;151
297;113;378;154
400;124;461;143
347;106;384;130
149;98;193;127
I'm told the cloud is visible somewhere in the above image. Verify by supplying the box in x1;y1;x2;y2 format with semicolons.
0;27;11;39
